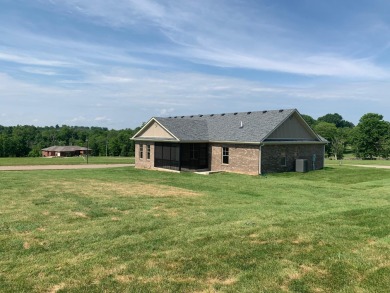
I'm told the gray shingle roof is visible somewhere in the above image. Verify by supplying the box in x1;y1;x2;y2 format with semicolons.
42;146;90;152
154;109;297;143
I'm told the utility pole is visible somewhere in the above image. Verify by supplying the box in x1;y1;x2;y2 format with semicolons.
86;138;89;164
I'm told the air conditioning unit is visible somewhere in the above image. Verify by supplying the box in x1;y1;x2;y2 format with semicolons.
296;159;308;172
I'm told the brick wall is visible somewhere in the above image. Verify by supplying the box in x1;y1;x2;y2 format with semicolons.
135;141;324;175
261;144;324;174
210;143;260;175
135;142;154;169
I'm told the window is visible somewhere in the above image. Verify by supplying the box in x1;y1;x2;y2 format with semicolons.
139;144;143;159
147;145;151;160
222;147;229;164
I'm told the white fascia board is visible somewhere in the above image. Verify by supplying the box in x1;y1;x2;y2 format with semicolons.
132;138;178;143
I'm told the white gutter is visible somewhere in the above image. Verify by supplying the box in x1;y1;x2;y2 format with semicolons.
262;141;326;145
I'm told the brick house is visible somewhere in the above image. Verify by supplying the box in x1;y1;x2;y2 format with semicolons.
131;109;327;175
41;146;91;157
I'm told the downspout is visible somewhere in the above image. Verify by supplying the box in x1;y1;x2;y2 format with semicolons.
259;143;264;175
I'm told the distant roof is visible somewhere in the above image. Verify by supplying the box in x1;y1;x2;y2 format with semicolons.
153;109;297;142
41;146;91;152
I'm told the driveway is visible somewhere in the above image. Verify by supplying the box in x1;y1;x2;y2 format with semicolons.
0;164;134;171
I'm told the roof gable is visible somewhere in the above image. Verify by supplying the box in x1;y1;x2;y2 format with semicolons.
134;119;176;140
266;112;319;141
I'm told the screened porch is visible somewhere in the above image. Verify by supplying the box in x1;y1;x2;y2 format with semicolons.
154;142;209;171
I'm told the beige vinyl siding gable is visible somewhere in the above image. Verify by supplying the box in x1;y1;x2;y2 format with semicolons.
137;121;175;139
267;112;318;140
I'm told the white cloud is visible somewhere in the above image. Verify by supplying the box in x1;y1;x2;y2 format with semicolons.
158;108;175;116
1;68;389;127
70;116;87;122
0;52;70;67
94;116;111;122
64;2;389;78
21;67;59;76
1;0;390;127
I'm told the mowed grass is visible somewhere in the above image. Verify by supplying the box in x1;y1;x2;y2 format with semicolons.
326;158;390;166
0;166;389;292
0;156;134;166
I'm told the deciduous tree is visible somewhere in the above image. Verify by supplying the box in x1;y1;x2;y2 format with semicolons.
318;113;354;128
352;113;389;159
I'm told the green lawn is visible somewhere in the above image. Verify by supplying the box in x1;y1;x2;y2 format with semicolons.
0;166;389;292
0;156;134;166
326;158;390;166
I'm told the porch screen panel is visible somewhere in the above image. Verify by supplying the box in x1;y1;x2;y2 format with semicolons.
154;144;163;168
180;143;209;170
154;142;180;170
199;144;208;169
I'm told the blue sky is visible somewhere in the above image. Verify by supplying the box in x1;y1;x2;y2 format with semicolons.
1;0;389;129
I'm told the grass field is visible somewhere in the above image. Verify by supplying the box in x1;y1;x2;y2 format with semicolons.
0;165;389;292
326;158;390;166
0;156;134;166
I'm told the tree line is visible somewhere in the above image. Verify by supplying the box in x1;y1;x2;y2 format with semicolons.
1;112;389;159
302;113;390;160
0;125;140;157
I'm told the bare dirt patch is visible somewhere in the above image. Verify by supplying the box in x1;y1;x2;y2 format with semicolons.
92;264;127;283
73;212;88;218
115;274;135;283
48;179;201;198
206;277;237;285
48;283;66;293
149;205;179;217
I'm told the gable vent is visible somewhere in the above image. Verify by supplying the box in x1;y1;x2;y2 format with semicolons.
247;111;252;115
279;109;284;112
